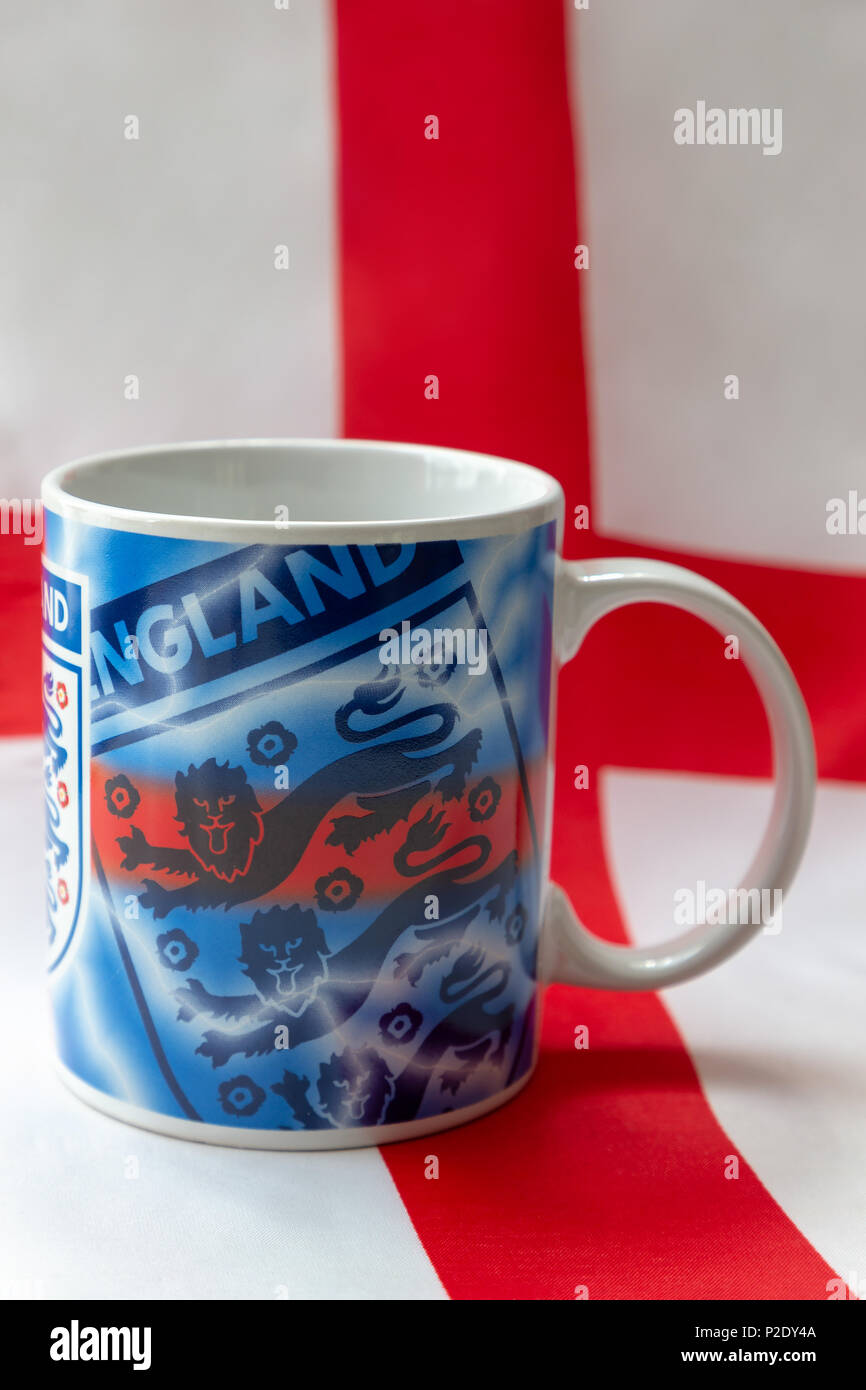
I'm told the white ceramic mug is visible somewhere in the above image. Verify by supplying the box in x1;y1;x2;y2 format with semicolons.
41;440;815;1148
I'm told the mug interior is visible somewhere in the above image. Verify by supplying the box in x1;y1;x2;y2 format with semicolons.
42;439;561;537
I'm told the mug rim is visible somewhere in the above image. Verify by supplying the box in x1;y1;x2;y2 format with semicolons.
41;437;563;545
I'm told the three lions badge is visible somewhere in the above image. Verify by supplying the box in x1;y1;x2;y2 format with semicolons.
44;516;555;1133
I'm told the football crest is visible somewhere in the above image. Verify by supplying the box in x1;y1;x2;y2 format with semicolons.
44;526;555;1132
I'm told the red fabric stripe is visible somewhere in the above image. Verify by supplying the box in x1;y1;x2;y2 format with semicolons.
334;0;840;1298
559;533;866;785
7;528;866;786
333;0;592;500
0;536;41;736
386;788;841;1299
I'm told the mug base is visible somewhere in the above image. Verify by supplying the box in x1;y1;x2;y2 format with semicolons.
55;1060;535;1151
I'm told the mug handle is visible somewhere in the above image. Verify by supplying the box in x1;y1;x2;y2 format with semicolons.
541;557;816;990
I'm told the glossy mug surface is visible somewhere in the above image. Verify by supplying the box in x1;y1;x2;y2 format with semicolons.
41;442;561;1147
41;439;816;1149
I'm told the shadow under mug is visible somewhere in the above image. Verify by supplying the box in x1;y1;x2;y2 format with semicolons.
40;440;815;1149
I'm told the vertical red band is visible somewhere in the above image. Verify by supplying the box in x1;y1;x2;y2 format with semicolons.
333;0;591;495
386;789;840;1300
333;0;839;1298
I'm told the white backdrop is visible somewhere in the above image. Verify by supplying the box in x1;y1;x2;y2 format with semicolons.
0;0;337;504
569;0;866;571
